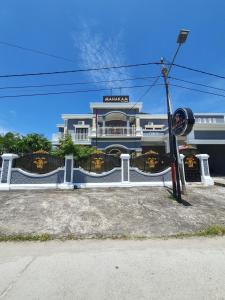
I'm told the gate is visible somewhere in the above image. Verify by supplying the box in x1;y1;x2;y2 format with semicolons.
184;155;201;182
74;152;121;173
14;150;64;174
130;152;171;173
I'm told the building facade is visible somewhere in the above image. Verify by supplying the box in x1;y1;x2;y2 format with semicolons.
52;97;225;176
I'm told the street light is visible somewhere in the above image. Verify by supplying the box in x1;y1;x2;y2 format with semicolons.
161;29;190;202
177;29;190;44
168;29;190;75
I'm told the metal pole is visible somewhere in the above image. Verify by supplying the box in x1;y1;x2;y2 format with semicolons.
173;135;182;202
161;59;177;198
95;109;98;148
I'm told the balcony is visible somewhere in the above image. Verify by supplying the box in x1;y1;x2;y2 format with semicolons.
96;127;136;137
52;132;91;145
70;133;91;144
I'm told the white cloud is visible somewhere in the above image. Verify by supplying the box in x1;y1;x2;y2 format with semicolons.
73;21;137;99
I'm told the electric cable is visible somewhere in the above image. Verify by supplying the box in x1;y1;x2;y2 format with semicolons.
0;61;160;79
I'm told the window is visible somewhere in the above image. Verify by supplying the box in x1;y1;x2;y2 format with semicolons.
75;128;88;140
148;121;153;126
78;121;85;125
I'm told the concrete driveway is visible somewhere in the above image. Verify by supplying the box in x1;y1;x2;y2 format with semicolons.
0;186;225;238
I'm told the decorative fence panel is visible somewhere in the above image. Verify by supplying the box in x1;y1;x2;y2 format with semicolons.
14;151;64;174
183;155;201;182
74;152;121;174
130;152;171;173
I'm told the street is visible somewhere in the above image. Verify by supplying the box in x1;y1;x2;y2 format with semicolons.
0;238;225;299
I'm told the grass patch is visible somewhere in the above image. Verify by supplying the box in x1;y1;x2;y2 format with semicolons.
170;225;225;239
0;233;51;242
0;225;225;242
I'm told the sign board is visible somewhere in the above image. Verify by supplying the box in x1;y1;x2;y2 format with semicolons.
172;108;195;136
103;96;129;103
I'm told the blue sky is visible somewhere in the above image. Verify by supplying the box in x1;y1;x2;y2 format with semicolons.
0;0;225;138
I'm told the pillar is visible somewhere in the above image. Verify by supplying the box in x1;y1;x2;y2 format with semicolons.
92;115;96;136
102;116;105;136
126;117;130;136
0;154;18;190
196;154;214;185
179;154;186;184
135;117;141;136
59;154;74;189
121;154;130;183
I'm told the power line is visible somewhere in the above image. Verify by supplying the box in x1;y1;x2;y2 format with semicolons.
0;83;161;99
126;74;162;114
0;61;160;79
139;76;162;100
169;76;225;93
170;83;225;98
1;80;224;100
0;75;159;90
0;40;78;64
173;63;225;80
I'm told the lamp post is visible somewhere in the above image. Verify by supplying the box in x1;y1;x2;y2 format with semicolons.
161;29;189;202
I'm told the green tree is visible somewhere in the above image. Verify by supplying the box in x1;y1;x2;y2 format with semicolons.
0;132;51;154
0;132;21;154
54;134;95;159
20;133;51;154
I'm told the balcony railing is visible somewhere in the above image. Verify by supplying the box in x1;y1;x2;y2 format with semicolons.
52;127;168;144
142;129;167;137
97;127;136;137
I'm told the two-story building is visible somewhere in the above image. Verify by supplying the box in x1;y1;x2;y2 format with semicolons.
52;96;225;175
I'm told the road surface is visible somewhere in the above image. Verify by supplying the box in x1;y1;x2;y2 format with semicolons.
0;238;225;299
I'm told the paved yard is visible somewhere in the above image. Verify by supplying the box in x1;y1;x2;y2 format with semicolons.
0;186;224;238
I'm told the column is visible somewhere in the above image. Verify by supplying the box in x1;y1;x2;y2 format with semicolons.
91;115;96;136
0;154;18;190
102;116;105;136
196;154;214;185
120;154;130;183
179;154;186;184
126;117;130;136
135;117;141;136
164;138;170;153
59;154;74;189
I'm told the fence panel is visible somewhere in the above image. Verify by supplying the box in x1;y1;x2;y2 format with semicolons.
14;151;64;174
130;152;170;173
74;153;121;174
184;155;201;182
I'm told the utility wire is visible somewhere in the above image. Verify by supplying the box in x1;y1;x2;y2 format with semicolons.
138;76;162;100
0;40;78;64
0;75;159;90
0;61;160;79
0;82;225;100
126;75;162;114
0;83;162;99
170;83;225;98
172;63;225;80
169;76;225;93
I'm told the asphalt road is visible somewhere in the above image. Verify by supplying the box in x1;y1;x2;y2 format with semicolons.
0;238;225;300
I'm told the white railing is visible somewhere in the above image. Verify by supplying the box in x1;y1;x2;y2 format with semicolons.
142;130;167;137
97;127;136;137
